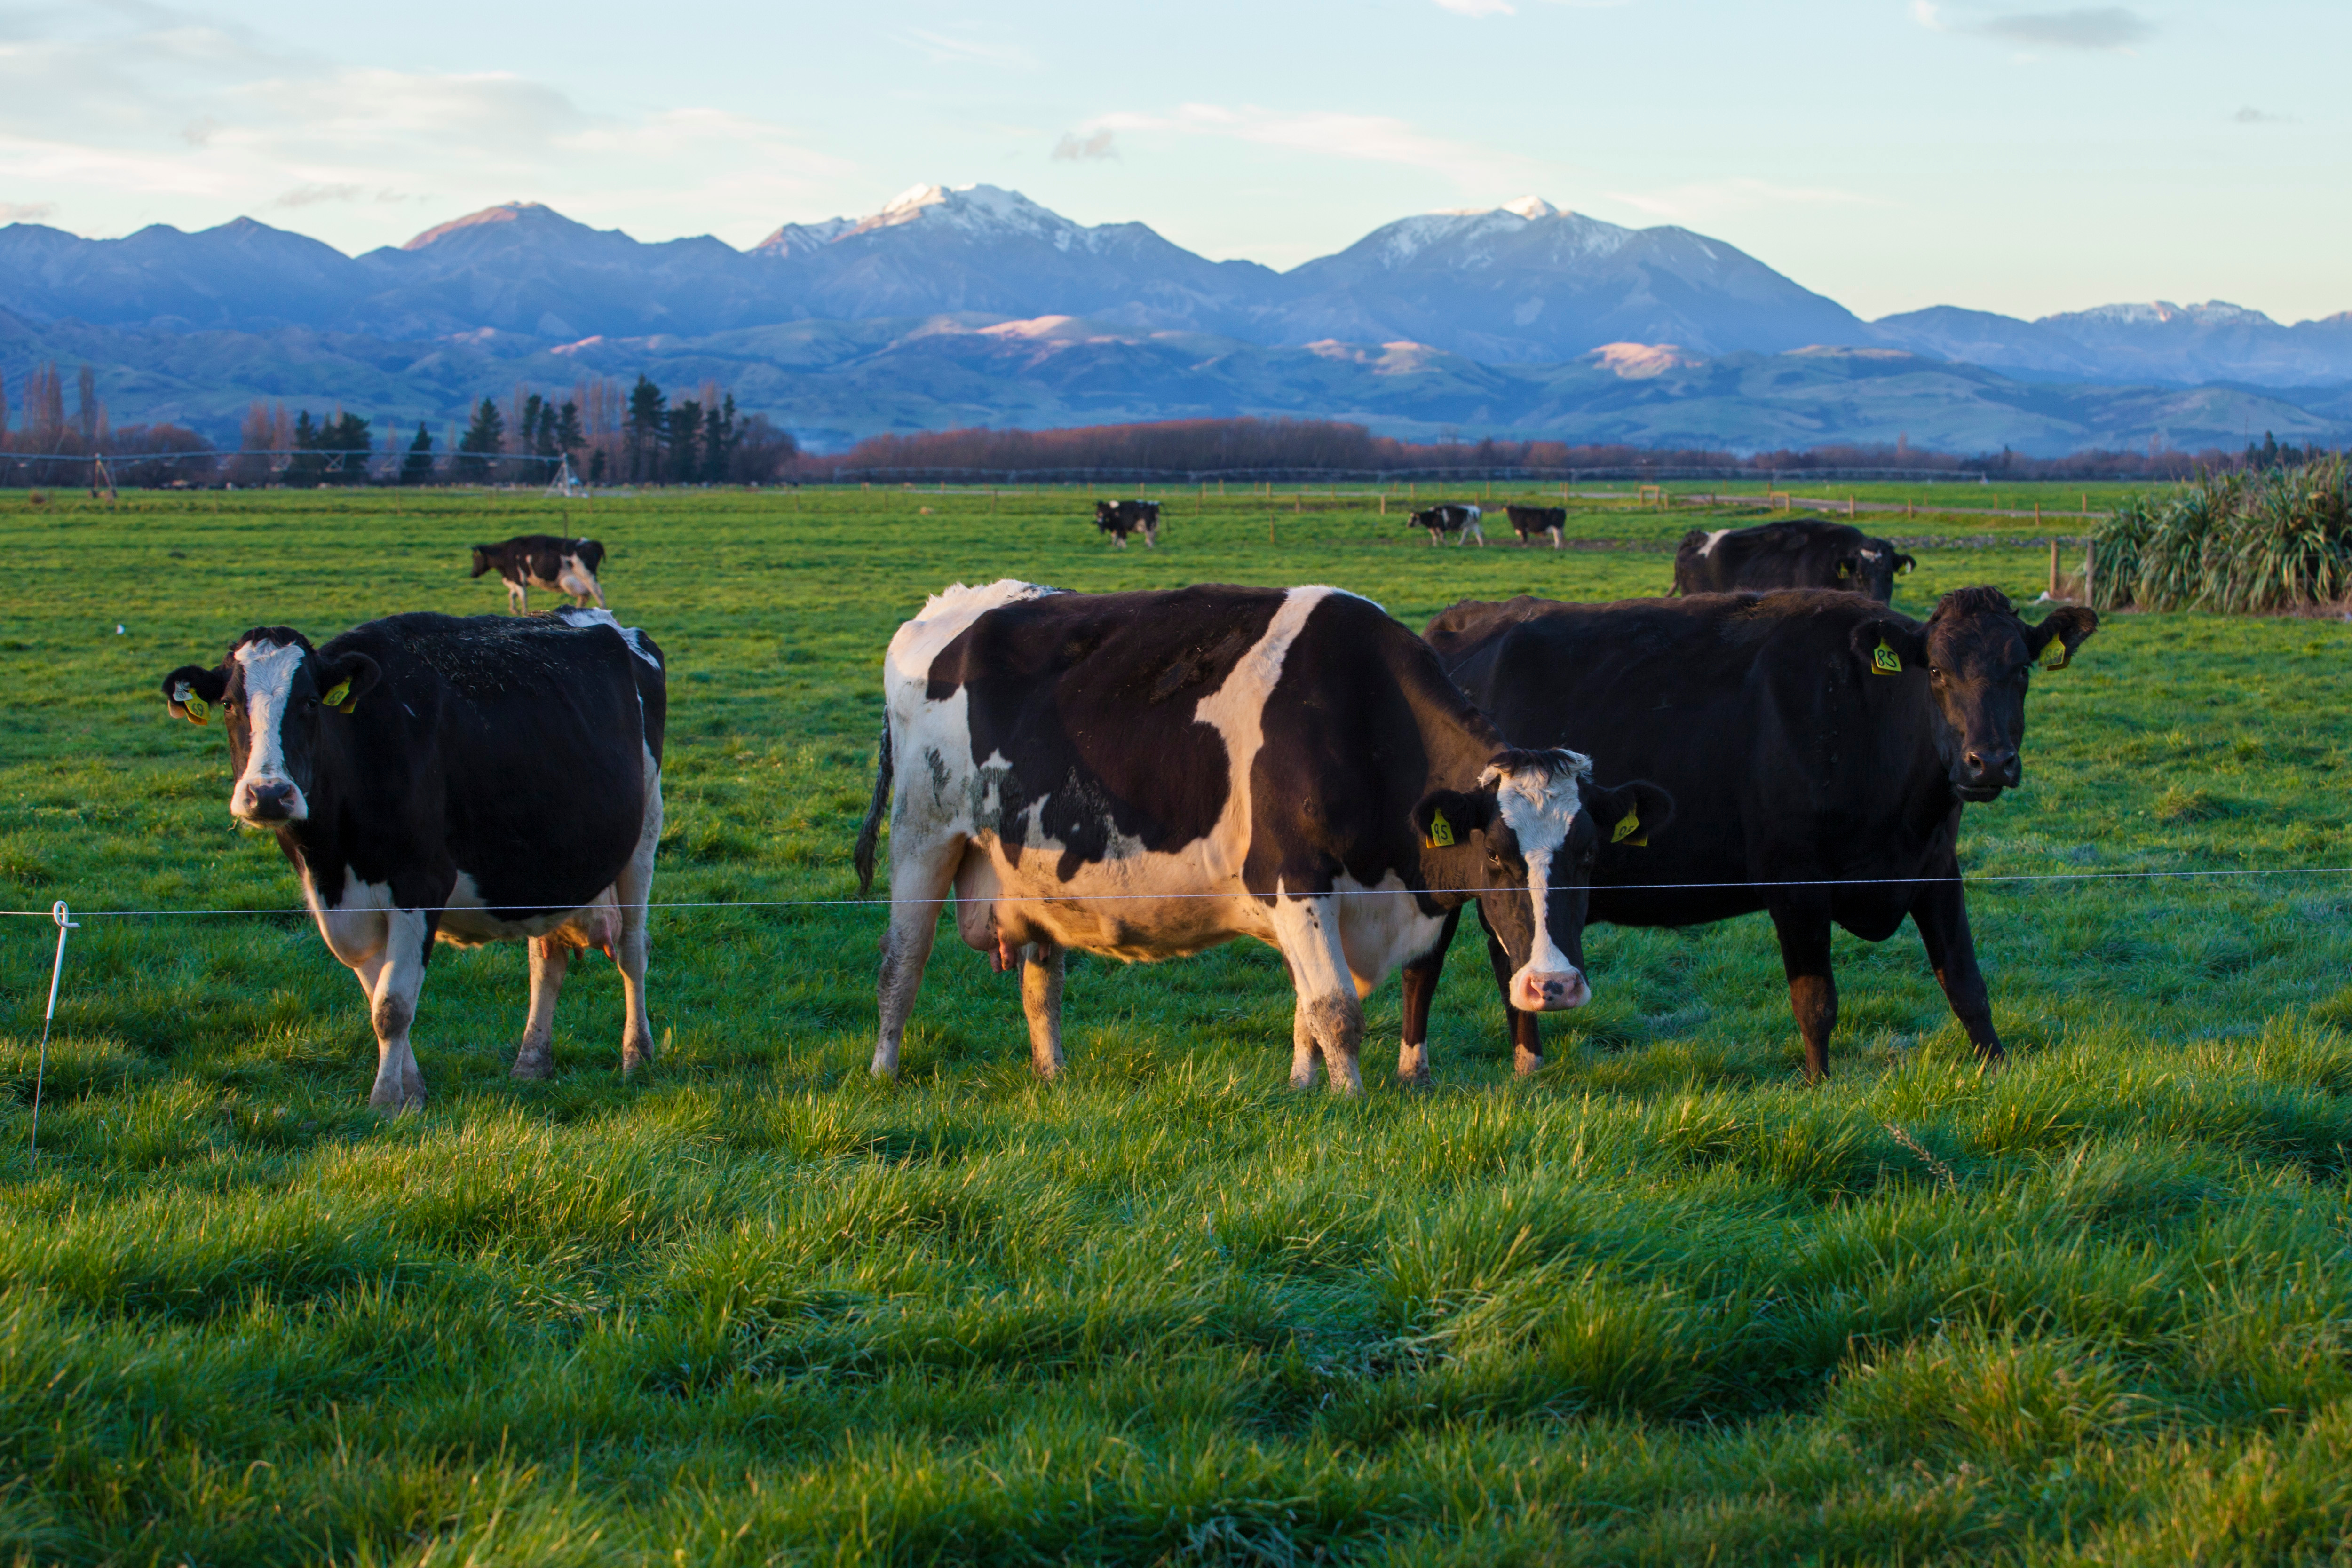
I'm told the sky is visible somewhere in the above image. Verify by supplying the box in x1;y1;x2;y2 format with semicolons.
1;0;2345;324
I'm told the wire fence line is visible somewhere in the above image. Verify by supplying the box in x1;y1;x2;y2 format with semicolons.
5;863;2349;922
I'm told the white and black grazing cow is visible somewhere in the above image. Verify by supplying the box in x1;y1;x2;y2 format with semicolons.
471;535;607;613
1505;505;1567;549
159;608;666;1111
850;581;1672;1092
1410;504;1484;547
1093;499;1160;549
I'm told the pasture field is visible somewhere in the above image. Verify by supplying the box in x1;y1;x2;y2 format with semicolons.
4;486;2352;1565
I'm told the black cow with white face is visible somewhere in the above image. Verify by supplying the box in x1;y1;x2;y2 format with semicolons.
1505;506;1566;549
851;581;1671;1091
1410;504;1485;547
1093;500;1160;548
1673;519;1914;602
159;608;666;1110
1420;586;2095;1078
471;535;607;613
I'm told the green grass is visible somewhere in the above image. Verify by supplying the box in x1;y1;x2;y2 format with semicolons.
4;487;2352;1565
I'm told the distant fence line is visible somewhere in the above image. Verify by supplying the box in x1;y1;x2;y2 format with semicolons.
812;466;2000;486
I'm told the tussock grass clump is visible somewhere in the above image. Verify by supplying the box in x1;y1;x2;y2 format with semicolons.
2095;457;2352;613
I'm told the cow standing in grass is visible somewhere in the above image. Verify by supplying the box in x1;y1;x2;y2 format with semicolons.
1420;586;2095;1079
1506;506;1567;549
472;535;607;613
1093;500;1160;548
852;581;1671;1091
1410;505;1484;547
159;608;666;1110
1673;519;1913;602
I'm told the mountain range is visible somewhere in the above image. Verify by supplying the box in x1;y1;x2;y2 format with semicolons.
4;182;2348;455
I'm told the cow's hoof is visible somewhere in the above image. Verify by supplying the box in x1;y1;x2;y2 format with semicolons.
621;1048;651;1077
1396;1071;1432;1093
369;1085;424;1116
510;1055;553;1082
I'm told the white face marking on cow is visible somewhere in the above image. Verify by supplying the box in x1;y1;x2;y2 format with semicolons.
230;639;309;823
1859;548;1884;561
1481;752;1593;1012
1698;528;1732;557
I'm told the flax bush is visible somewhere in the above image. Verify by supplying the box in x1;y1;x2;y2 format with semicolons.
2095;457;2352;613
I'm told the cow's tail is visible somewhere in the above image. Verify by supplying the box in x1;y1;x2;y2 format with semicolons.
853;723;894;898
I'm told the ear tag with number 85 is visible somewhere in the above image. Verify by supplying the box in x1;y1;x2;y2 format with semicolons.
1870;639;1903;676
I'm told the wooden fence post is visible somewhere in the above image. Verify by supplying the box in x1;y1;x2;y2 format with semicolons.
2048;539;2060;601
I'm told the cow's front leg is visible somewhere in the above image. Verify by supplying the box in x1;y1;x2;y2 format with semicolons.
1396;907;1461;1087
1911;865;2004;1066
1020;940;1066;1078
1769;905;1838;1081
872;834;965;1079
1270;892;1363;1094
514;937;569;1080
1479;907;1544;1074
362;906;436;1113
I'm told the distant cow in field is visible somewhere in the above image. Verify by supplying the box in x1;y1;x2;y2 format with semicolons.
1505;506;1566;548
471;535;607;613
1673;519;1913;602
159;608;667;1110
1420;586;2096;1080
852;580;1671;1092
1093;500;1160;548
1410;504;1484;547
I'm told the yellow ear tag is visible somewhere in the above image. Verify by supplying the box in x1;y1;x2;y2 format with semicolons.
2041;642;2070;672
322;679;354;713
1870;639;1902;676
1612;809;1644;845
1424;808;1455;850
179;691;208;725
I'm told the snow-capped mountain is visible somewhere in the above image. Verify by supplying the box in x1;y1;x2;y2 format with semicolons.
1870;298;2352;387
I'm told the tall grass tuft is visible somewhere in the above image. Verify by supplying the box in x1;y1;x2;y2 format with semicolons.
2094;458;2352;613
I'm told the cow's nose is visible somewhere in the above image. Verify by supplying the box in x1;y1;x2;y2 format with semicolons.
1964;748;2021;784
245;781;296;819
1512;969;1590;1012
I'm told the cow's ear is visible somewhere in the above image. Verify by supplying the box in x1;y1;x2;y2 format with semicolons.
1835;555;1859;582
2027;606;2098;671
1584;778;1674;858
162;663;228;725
1412;788;1492;851
1895;553;1918;576
1848;617;1927;676
314;651;380;714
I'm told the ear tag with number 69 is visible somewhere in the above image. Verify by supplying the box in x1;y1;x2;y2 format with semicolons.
1870;639;1903;676
1612;809;1646;846
1424;809;1455;850
322;679;355;713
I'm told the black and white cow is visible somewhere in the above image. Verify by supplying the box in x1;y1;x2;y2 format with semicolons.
1093;499;1160;549
850;581;1671;1092
159;609;666;1110
1410;504;1485;547
1505;506;1567;549
471;535;607;613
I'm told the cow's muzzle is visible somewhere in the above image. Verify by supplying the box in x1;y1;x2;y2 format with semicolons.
1956;746;2020;800
1510;967;1590;1012
234;779;306;823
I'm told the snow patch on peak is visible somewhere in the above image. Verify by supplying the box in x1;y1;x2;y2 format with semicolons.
1500;196;1559;219
402;201;553;251
1585;342;1700;378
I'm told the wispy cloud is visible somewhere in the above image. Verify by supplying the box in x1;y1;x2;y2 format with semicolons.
272;181;360;207
1052;128;1118;162
0;200;58;222
1605;176;1866;222
1432;0;1516;16
1085;103;1551;190
1914;2;2155;52
2234;106;2294;125
897;28;1037;68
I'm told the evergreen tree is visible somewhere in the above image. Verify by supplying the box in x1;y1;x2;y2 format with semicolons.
625;376;666;483
456;397;506;483
321;412;371;485
702;394;737;483
401;421;435;486
667;400;702;483
288;411;325;486
555;400;584;454
588;446;607;484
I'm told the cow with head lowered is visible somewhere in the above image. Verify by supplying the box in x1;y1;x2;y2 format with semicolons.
1410;504;1485;547
1674;519;1914;602
1093;500;1160;548
159;608;666;1110
1505;506;1567;549
472;535;607;613
852;581;1672;1091
1419;586;2095;1079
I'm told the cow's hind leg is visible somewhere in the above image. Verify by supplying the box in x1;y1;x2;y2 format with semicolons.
1769;905;1838;1081
1911;865;2004;1066
873;835;965;1079
1021;940;1067;1078
1396;907;1462;1087
1271;893;1363;1094
513;937;569;1080
506;579;526;615
612;767;663;1075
